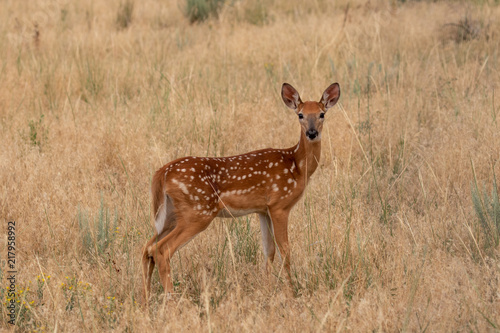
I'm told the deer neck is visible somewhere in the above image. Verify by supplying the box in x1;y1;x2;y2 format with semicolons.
292;131;321;180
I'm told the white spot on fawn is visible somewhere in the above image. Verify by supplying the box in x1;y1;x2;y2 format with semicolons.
172;179;189;195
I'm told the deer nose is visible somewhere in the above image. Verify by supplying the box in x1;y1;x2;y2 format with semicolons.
306;129;318;140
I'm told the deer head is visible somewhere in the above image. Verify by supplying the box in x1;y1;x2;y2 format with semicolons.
281;82;340;141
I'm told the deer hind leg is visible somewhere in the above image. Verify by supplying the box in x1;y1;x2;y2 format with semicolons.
142;236;158;304
142;228;177;303
149;212;214;294
258;212;275;272
142;195;177;302
268;208;293;292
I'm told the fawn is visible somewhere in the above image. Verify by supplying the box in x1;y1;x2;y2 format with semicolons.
142;82;340;299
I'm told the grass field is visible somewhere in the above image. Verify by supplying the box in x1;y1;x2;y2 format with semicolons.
1;0;499;331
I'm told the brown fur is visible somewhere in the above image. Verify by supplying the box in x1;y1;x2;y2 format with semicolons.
142;83;340;301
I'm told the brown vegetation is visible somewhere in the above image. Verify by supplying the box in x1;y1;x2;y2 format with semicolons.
0;0;499;331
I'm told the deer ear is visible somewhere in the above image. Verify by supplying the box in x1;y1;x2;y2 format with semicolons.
282;83;302;111
320;83;340;111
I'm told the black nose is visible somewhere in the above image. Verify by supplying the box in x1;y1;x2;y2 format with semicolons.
306;129;318;139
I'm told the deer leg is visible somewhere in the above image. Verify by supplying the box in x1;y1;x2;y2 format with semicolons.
258;212;275;273
149;215;213;294
142;237;156;304
142;226;174;304
268;208;293;292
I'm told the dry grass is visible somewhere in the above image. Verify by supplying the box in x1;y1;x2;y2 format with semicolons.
1;0;499;331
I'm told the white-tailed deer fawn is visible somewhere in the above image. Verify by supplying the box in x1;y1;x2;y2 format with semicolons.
142;82;340;299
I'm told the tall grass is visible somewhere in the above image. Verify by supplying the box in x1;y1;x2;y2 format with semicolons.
77;198;118;258
1;0;499;331
472;162;500;250
185;0;225;23
116;0;134;30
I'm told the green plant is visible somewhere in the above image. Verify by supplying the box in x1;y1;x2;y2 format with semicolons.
244;0;269;26
185;0;225;23
230;217;259;265
471;168;500;250
116;0;134;29
77;199;119;257
77;56;104;101
23;114;48;150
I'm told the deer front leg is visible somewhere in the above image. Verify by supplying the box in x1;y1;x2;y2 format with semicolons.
259;212;276;269
268;208;294;293
259;212;276;273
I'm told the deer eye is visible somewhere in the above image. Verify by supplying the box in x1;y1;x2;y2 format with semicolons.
319;113;325;119
298;114;304;119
